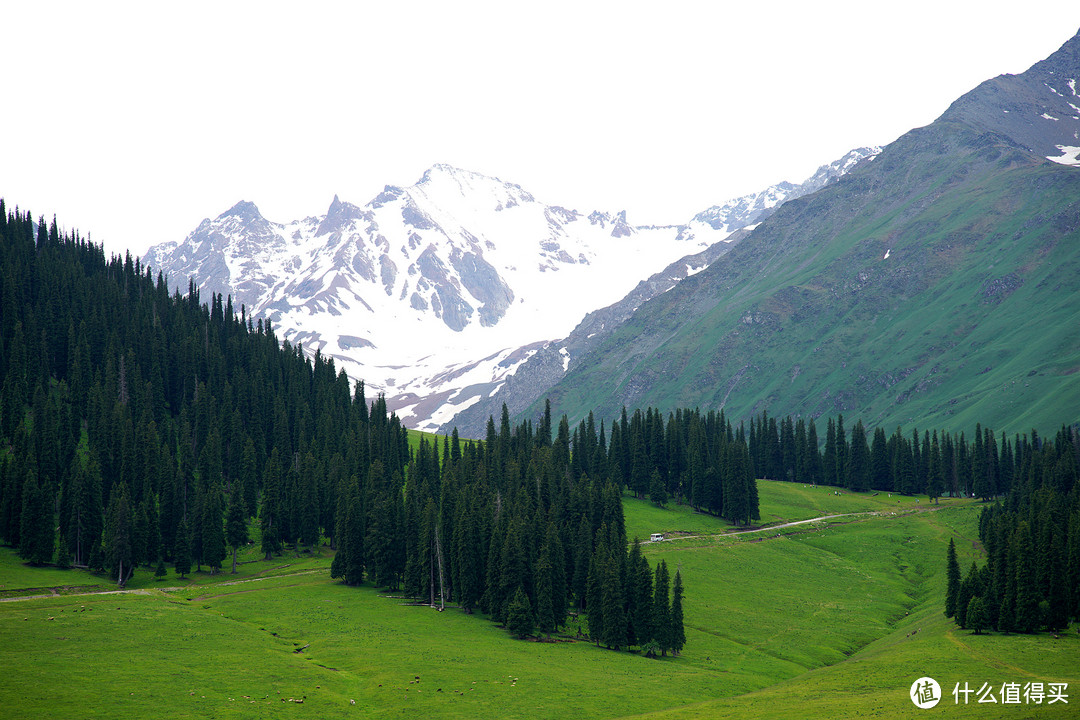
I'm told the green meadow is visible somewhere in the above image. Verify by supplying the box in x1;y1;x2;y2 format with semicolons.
2;480;1076;719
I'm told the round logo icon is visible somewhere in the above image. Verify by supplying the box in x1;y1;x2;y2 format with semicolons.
910;677;941;709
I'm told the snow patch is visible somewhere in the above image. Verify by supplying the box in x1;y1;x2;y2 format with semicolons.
883;249;891;260
1042;113;1060;121
1047;145;1080;166
559;346;570;372
685;262;707;277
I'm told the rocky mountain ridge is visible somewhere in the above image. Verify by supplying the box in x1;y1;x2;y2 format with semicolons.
144;151;879;431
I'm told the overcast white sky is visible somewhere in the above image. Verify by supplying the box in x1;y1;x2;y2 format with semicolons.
3;2;1079;259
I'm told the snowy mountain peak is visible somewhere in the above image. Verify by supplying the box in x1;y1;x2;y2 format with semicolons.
690;146;880;234
220;200;264;222
317;194;368;237
144;149;871;431
412;163;537;213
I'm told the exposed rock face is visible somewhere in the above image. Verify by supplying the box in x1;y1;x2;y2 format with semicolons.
940;31;1080;165
145;151;877;433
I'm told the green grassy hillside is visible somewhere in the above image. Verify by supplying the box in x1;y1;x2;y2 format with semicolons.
532;121;1080;436
2;481;1074;719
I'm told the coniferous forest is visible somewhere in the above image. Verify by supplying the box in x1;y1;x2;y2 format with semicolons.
943;429;1079;634
1;201;1076;651
0;203;695;651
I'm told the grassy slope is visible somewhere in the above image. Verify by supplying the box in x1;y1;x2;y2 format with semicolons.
2;482;1076;719
533;129;1080;437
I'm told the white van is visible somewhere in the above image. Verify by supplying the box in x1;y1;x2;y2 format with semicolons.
650;533;664;543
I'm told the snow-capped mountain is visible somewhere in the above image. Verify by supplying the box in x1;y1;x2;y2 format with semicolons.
679;148;879;240
144;154;876;432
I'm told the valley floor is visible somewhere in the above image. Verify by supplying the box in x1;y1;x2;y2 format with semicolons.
1;482;1076;719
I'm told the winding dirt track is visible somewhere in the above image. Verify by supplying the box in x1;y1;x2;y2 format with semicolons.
0;567;323;603
657;504;945;544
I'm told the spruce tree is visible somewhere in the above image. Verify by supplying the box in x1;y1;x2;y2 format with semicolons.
131;501;149;568
298;452;320;549
18;468;53;566
572;514;592;610
344;479;365;586
927;433;944;504
240;437;258;517
104;483;134;587
945;538;961;618
626;541;652;646
806;419;822;486
507;585;534;639
845;420;869;492
820;418;838;487
67;457;103;567
1013;522;1040;633
540;522;567;628
653;560;671;656
260;452;283;560
174;515;192;579
870;427;891;491
535;554;556;637
670;568;686;655
648;469;667;507
226;492;248;574
201;479;226;574
143;495;161;568
586;550;605;645
966;595;988;635
835;415;847;489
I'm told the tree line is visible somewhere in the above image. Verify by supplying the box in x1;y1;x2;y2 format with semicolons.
745;411;1027;501
944;425;1079;634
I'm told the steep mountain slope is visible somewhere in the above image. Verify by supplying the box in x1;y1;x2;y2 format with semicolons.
144;151;875;431
524;30;1080;436
433;150;879;436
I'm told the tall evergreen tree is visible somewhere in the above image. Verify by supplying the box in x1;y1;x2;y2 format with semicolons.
200;479;226;574
104;483;134;587
626;540;652;647
653;560;671;656
535;554;556;637
945;538;961;618
966;595;989;634
845;420;869;492
823;418;837;487
870;427;891;491
585;548;606;645
670;568;686;655
18;468;53;565
226;491;248;574
174;514;192;579
507;585;534;640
